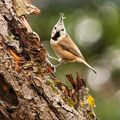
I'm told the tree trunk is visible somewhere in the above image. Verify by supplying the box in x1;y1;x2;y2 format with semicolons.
0;0;97;120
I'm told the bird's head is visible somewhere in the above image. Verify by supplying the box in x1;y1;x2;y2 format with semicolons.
51;13;67;41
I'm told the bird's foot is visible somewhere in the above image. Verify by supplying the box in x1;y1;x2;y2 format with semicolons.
54;60;65;67
46;59;56;73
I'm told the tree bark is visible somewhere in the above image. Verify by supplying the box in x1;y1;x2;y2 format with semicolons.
0;0;97;120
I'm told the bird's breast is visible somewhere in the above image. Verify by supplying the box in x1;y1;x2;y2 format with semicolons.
50;40;62;57
50;40;79;61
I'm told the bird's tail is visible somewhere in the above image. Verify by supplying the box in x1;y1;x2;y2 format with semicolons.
77;58;97;74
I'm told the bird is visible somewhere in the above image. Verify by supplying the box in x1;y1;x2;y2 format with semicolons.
50;13;96;74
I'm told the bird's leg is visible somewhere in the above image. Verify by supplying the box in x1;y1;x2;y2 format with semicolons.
47;52;59;61
46;58;55;67
49;55;59;61
47;52;65;65
54;59;65;67
47;57;64;67
46;53;65;72
46;58;57;73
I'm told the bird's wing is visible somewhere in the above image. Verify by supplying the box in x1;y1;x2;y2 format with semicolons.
58;35;84;59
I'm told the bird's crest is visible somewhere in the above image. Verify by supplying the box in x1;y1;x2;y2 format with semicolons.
59;13;66;22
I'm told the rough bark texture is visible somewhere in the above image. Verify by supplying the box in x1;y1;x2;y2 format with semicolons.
0;0;97;120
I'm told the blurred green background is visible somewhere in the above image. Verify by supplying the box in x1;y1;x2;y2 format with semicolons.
28;0;120;119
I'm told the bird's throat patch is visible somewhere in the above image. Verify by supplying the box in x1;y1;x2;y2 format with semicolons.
52;31;60;41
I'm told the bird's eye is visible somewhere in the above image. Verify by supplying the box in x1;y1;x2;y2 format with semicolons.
55;27;56;30
61;29;64;31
